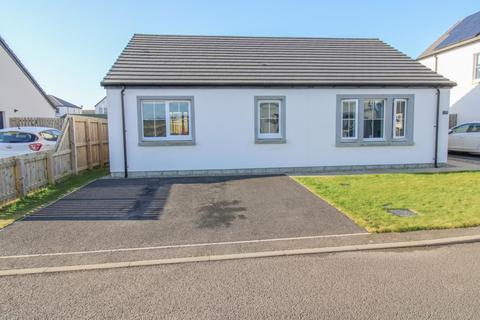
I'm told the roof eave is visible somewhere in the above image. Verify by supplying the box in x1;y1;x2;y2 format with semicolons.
101;81;457;89
418;35;480;60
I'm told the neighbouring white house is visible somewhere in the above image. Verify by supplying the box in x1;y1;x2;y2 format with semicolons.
418;10;480;127
101;34;455;178
48;95;82;117
95;96;107;115
0;35;56;129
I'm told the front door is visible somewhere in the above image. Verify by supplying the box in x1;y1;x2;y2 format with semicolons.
0;112;4;129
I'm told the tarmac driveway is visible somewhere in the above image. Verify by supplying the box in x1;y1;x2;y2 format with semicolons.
0;175;364;255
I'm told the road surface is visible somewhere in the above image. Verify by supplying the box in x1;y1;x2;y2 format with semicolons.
1;242;480;319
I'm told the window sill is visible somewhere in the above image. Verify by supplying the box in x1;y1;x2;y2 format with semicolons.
255;138;286;144
336;140;414;147
139;140;195;146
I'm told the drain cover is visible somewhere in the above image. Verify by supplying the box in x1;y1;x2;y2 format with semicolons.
388;209;416;217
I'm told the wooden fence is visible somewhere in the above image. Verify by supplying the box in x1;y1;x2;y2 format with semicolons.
9;117;64;130
0;116;108;205
449;113;458;129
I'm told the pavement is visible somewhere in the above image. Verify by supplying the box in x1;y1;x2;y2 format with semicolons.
448;152;480;165
1;242;480;319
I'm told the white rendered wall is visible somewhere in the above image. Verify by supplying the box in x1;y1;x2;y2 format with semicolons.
419;42;480;124
0;44;55;127
107;87;449;175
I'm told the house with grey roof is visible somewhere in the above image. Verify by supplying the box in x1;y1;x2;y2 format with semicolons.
102;34;454;177
94;96;107;115
0;35;56;129
418;10;480;127
47;95;82;117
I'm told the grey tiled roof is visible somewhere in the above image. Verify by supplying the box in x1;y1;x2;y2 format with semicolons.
102;34;455;87
47;95;82;109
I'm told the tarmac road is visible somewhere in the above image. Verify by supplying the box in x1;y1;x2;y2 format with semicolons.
1;242;480;319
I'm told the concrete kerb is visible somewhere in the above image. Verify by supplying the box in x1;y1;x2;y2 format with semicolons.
1;234;480;277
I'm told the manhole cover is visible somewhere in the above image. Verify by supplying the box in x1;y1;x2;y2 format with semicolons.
388;209;416;217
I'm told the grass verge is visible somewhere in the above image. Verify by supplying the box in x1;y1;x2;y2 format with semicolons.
294;172;480;233
0;168;109;229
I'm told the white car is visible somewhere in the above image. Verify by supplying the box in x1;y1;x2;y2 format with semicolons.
0;127;62;157
448;122;480;154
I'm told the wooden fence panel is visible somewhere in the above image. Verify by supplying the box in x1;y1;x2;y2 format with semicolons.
101;121;109;166
21;153;49;194
52;149;73;180
0;115;109;205
9;117;64;130
0;157;17;205
75;119;89;171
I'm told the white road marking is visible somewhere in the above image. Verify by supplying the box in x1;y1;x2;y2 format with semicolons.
1;234;480;277
0;232;369;259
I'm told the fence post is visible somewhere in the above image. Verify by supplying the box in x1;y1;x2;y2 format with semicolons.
69;117;78;175
46;152;55;185
14;157;26;197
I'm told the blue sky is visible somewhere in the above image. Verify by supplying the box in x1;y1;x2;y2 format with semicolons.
1;0;479;108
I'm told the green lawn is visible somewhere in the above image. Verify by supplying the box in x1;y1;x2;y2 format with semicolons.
0;168;109;229
294;172;480;233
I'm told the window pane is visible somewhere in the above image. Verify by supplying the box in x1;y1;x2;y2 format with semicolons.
269;118;279;133
259;119;270;134
342;119;355;138
394;100;406;138
143;102;155;137
269;103;279;118
260;103;270;118
154;103;166;137
169;102;190;136
258;101;280;135
374;101;384;118
341;100;357;138
363;102;373;120
363;99;384;139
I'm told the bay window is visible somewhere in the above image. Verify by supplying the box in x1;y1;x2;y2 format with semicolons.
336;95;414;146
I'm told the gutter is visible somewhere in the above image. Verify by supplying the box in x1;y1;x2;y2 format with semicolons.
120;87;128;178
434;88;441;168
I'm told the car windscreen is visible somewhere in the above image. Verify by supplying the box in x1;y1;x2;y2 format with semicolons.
0;131;38;143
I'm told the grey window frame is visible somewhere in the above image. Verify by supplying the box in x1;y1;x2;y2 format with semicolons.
336;94;414;147
254;96;286;144
137;96;196;146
